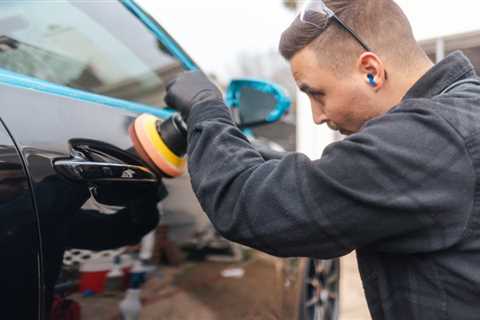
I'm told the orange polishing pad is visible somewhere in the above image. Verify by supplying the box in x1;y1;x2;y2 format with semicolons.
130;114;186;178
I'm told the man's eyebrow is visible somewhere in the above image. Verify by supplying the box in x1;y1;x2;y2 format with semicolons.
298;82;311;93
298;83;324;95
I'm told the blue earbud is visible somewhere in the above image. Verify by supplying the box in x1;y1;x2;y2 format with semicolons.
367;74;377;87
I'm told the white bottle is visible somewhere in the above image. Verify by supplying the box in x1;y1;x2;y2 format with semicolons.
104;256;124;293
140;231;155;261
130;258;146;286
119;288;141;320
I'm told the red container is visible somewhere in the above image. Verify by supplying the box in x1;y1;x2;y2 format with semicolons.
79;270;109;293
79;258;132;293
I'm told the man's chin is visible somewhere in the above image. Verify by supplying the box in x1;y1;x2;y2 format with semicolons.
326;121;355;135
339;129;354;136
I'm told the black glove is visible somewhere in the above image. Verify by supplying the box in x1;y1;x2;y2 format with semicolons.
164;70;224;121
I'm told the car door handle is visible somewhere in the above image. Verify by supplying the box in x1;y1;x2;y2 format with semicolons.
53;159;157;183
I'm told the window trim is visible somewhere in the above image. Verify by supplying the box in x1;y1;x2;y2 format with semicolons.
121;0;198;70
0;68;174;119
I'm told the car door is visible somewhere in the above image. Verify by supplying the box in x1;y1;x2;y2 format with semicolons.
0;119;42;319
0;1;192;318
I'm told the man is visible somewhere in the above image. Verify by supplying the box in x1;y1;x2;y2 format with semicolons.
165;0;480;319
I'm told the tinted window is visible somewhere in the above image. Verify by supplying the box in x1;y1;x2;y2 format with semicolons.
0;1;185;106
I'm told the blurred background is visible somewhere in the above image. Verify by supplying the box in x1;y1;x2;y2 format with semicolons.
137;1;480;319
139;0;480;155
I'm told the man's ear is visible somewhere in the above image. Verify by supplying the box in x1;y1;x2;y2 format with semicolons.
356;52;386;90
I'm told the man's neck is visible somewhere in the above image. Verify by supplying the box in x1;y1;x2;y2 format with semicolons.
397;58;435;102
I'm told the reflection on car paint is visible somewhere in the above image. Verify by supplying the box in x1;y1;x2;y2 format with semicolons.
0;119;42;318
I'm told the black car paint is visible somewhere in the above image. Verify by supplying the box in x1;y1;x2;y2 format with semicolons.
0;0;191;316
0;118;42;318
0;83;163;317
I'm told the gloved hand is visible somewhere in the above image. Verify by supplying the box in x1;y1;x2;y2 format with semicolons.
164;70;224;121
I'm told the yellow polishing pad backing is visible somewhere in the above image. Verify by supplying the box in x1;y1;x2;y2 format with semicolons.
130;114;186;177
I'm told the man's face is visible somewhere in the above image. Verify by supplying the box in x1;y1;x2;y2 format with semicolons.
291;47;383;135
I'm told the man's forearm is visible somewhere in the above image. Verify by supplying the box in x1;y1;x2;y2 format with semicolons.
185;102;350;258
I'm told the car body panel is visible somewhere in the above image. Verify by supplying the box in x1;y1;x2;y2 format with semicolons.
0;118;42;318
0;81;156;314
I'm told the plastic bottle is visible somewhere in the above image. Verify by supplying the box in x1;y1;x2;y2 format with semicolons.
129;257;146;287
104;255;124;293
119;288;141;320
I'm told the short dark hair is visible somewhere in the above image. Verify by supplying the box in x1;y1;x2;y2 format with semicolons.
279;0;424;73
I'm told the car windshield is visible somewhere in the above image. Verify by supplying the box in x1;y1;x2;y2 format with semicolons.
0;0;187;107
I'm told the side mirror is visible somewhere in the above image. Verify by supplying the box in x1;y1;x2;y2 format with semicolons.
225;79;291;129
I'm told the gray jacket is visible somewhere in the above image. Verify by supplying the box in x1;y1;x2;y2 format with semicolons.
186;51;480;319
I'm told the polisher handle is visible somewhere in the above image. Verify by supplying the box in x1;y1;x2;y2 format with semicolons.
156;113;188;157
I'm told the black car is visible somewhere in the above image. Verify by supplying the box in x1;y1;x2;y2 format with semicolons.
0;1;339;319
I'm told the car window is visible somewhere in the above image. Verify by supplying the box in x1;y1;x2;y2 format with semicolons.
0;0;186;107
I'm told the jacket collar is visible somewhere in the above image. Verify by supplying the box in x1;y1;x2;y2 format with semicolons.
403;51;476;100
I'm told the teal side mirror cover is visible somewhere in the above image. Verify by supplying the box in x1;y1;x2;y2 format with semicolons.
225;79;291;125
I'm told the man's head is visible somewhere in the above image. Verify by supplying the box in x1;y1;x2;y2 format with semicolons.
279;0;433;134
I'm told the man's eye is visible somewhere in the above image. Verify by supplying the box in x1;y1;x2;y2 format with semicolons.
309;90;324;97
310;92;324;102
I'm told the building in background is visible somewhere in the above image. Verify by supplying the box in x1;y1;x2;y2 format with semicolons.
419;30;480;69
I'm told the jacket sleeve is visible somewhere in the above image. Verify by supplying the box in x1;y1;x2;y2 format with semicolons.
186;100;475;258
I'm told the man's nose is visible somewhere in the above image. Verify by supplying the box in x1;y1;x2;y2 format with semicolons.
311;106;328;125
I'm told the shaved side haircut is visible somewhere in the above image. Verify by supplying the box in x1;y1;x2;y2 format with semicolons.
279;0;429;75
